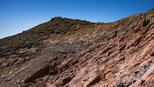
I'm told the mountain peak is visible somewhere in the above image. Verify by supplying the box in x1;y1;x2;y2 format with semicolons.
51;16;65;21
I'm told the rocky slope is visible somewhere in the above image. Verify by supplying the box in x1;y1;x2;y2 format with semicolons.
0;8;154;87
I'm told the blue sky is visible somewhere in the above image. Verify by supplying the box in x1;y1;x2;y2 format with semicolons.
0;0;153;39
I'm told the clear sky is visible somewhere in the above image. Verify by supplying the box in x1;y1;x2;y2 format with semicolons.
0;0;153;39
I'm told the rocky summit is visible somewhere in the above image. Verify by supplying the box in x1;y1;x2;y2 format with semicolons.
0;8;154;87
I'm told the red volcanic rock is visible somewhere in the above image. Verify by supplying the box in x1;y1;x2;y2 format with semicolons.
0;9;153;87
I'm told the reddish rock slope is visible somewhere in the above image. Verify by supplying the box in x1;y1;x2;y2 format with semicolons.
0;9;153;87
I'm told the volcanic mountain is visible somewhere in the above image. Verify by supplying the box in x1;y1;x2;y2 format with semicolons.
0;8;154;87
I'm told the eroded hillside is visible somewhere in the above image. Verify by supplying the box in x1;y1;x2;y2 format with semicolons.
0;8;154;87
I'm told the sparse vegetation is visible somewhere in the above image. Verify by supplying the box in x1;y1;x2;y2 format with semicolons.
0;66;14;77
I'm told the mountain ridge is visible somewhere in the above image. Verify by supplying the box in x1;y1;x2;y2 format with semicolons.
0;8;153;87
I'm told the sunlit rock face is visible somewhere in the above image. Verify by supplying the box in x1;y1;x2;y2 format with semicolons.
0;9;153;87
